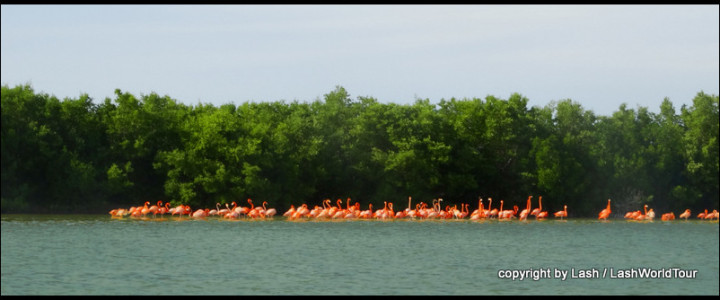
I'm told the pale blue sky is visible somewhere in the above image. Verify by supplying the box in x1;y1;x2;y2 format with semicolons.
2;4;718;116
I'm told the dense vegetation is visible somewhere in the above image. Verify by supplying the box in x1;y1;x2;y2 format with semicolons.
2;84;718;216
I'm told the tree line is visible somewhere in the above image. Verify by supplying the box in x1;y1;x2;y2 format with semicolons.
1;84;718;216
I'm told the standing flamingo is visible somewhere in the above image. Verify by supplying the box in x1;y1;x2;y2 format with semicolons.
498;201;518;220
678;209;691;221
645;208;655;221
519;196;532;221
534;196;548;219
131;201;152;218
470;197;485;220
487;198;498;218
291;204;310;219
359;203;373;219
634;205;649;221
284;205;296;217
263;201;277;218
705;210;718;220
598;199;611;220
497;200;506;220
554;205;568;220
157;202;171;216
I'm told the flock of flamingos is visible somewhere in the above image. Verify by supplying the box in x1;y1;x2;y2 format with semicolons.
109;196;719;222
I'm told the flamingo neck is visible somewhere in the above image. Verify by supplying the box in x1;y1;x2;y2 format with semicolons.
538;197;542;211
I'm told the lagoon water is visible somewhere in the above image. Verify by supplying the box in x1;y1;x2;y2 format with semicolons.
1;215;718;295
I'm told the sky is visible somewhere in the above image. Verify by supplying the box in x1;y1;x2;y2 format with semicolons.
1;4;718;116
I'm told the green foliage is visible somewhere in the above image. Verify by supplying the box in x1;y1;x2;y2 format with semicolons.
1;84;717;215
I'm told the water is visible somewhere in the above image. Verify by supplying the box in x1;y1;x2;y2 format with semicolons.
2;215;718;295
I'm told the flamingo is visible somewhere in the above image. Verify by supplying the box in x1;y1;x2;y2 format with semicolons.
678;209;691;221
487;198;498;218
284;205;296;217
131;201;151;218
625;210;642;220
645;208;655;221
169;204;183;216
359;203;373;219
208;203;221;217
396;197;410;219
263;201;277;218
497;200;506;220
109;208;127;218
519;196;532;221
426;202;439;219
705;210;719;220
374;201;391;219
219;202;233;217
316;199;332;219
247;199;265;218
554;205;568;220
327;199;343;219
459;203;469;219
394;210;406;219
498;201;517;220
192;208;209;219
345;200;359;219
148;200;163;216
697;209;708;219
157;202;171;216
598;199;611;220
224;209;240;219
439;204;452;219
470;197;485;220
291;204;310;219
234;201;250;216
661;212;675;221
634;205;649;221
534;196;548;219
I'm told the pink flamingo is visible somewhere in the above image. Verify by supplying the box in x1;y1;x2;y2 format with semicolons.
359;203;373;219
697;209;708;219
634;205;649;221
263;201;277;218
192;208;209;219
661;212;675;221
598;199;611;220
284;205;296;217
157;202;171;216
519;196;532;221
705;210;718;220
470;197;485;220
554;205;567;220
678;209;691;221
535;196;548;219
487;198;498;218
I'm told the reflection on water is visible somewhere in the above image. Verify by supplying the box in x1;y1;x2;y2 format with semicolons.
1;215;718;295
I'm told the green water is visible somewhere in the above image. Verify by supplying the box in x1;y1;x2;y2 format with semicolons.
1;215;718;295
